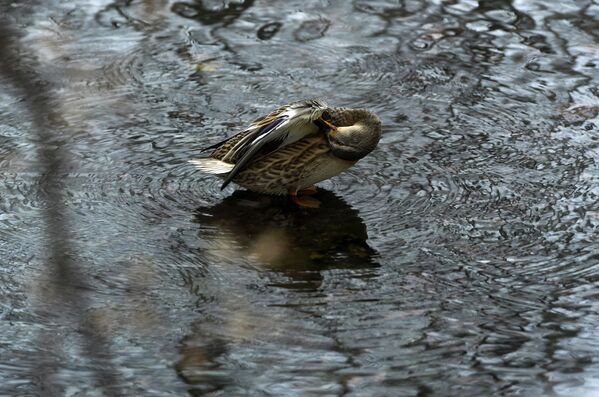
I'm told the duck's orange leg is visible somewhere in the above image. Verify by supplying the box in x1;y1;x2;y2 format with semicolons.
289;190;321;208
298;185;318;195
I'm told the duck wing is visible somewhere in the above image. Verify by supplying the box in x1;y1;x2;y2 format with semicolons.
218;100;326;189
198;104;290;154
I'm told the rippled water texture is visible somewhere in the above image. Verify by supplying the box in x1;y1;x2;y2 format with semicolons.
1;1;599;396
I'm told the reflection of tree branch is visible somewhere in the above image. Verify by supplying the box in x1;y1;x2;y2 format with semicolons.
95;0;151;29
171;0;255;26
0;19;123;397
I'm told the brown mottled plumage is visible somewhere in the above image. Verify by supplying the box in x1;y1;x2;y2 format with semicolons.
190;102;382;201
213;133;350;194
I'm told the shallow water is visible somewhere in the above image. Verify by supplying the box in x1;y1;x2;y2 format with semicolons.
1;0;599;396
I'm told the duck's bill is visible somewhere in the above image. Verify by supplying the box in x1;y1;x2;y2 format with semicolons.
318;117;337;131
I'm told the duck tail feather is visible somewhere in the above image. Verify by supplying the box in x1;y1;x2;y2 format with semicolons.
189;158;234;175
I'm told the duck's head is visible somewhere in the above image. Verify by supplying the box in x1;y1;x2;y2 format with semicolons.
320;108;382;161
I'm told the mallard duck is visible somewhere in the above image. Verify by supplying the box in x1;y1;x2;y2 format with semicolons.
190;99;381;207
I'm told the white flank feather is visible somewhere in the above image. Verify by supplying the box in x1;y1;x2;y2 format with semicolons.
189;158;234;175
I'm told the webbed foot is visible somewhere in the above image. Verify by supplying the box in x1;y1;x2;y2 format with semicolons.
289;190;321;208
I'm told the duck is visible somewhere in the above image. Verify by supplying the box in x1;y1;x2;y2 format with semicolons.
190;99;381;208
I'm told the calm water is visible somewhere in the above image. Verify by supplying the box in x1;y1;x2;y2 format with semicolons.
1;1;599;396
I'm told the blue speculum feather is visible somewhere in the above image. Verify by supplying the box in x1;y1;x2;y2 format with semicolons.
256;117;286;140
234;116;287;160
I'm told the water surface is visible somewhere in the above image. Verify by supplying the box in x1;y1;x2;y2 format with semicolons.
1;0;599;396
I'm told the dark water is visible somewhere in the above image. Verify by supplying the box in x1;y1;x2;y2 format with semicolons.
1;0;599;396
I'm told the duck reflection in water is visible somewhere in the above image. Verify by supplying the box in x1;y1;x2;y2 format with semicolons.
193;188;378;277
179;189;378;392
